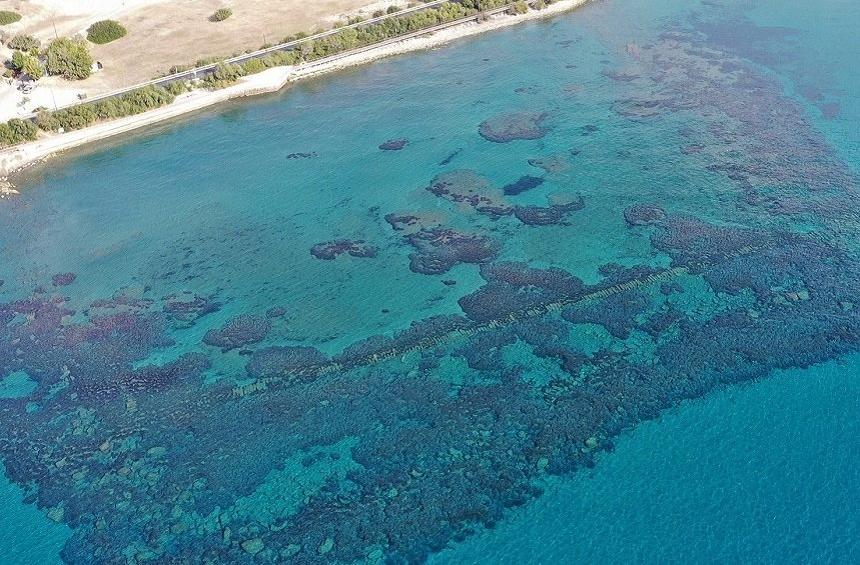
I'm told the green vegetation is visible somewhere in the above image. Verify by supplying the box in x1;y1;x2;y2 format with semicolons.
10;50;43;79
200;62;245;88
294;1;506;62
36;85;175;132
1;0;547;149
0;10;22;25
7;34;40;53
164;81;189;96
170;0;531;85
508;1;529;14
210;8;233;22
86;20;128;44
0;119;38;147
35;110;61;132
46;38;93;80
240;58;267;75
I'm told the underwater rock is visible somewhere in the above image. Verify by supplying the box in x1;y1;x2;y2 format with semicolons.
379;138;409;151
51;273;77;287
478;111;548;143
482;262;585;296
458;262;585;322
602;69;640;82
203;314;271;351
681;144;705;154
623;204;667;226
265;306;287;318
286;152;317;159
241;538;264;555
438;148;462;166
384;213;423;232
611;98;665;118
163;293;221;327
548;194;585;212
527;154;570;174
820;102;840;120
426;169;506;211
513;205;567;226
651;215;770;267
502;175;544;195
406;228;499;275
562;290;650;339
310;240;378;260
93;353;211;398
454;328;517;371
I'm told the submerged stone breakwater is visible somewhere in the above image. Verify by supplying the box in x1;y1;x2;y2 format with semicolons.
0;1;858;563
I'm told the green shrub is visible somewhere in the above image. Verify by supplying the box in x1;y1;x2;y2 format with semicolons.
120;85;174;112
35;110;61;132
386;6;401;14
209;8;233;22
39;85;175;132
46;38;93;80
372;10;385;18
0;10;22;25
508;1;529;14
87;20;127;44
262;50;300;66
201;62;245;88
92;97;129;120
50;105;98;130
0;119;38;147
8;34;40;53
10;50;43;79
241;58;267;75
194;56;222;67
164;81;189;96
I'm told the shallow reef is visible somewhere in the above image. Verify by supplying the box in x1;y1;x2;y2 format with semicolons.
1;8;859;565
310;239;378;260
478;111;548;143
203;314;272;351
405;227;499;275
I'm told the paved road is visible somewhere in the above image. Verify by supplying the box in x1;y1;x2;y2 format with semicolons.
27;0;538;117
54;0;454;111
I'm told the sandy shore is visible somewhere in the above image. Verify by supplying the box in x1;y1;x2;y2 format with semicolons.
0;0;589;185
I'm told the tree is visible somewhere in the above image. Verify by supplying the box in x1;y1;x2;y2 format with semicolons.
11;50;44;80
46;38;93;80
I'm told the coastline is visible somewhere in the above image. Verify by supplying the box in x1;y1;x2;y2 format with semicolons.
0;0;589;187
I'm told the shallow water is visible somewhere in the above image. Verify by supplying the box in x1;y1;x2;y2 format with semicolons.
0;0;858;562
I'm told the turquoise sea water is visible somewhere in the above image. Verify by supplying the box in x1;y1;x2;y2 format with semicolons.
0;0;858;562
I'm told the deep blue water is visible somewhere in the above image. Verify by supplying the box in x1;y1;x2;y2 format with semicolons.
0;0;858;562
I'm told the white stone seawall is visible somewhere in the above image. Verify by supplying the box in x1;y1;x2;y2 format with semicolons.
0;0;590;182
